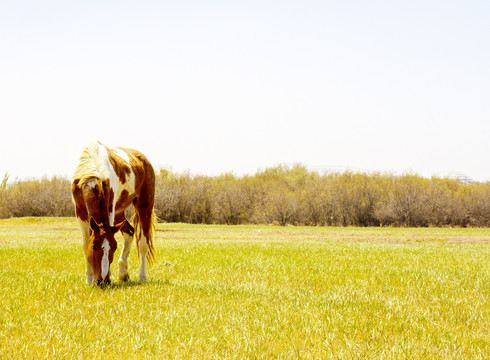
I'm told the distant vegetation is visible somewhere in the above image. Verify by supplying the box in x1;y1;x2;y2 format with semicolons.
1;165;490;227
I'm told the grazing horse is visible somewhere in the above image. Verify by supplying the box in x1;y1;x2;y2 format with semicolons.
71;141;156;285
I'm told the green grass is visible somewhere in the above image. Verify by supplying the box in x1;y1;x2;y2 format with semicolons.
1;218;489;359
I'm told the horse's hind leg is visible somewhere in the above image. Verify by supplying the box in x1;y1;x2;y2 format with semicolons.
134;200;154;282
117;215;135;282
136;211;150;282
132;160;156;283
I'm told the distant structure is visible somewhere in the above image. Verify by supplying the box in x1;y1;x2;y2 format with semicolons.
308;166;476;184
436;172;474;184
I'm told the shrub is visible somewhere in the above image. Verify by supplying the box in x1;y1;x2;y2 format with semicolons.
0;176;72;218
1;166;489;227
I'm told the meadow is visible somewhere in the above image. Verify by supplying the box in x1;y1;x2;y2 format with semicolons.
0;217;489;359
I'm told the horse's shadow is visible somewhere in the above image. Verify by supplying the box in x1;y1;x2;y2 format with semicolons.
100;278;172;291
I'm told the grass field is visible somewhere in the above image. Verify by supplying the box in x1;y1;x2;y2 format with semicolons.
0;218;489;359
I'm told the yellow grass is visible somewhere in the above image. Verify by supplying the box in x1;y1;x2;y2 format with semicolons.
0;218;489;359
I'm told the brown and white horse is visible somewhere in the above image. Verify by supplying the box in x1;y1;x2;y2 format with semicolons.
71;141;156;285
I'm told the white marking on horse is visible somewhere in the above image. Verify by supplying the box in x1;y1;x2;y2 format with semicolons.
112;149;137;194
97;145;118;225
138;234;149;282
97;145;137;225
101;239;110;279
86;180;97;189
114;148;131;163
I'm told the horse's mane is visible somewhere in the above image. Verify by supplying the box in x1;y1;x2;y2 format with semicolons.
72;141;109;186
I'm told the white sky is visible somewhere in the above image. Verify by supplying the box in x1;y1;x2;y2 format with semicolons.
1;1;489;181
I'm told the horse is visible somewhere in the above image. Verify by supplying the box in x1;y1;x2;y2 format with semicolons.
71;141;156;285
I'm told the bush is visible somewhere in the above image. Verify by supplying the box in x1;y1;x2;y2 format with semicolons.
0;176;73;218
1;167;489;227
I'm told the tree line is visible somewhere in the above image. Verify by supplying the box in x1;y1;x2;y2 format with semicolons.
1;165;489;227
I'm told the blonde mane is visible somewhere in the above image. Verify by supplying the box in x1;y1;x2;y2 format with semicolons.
72;141;109;186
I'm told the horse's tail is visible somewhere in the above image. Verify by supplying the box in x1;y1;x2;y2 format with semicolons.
132;208;157;265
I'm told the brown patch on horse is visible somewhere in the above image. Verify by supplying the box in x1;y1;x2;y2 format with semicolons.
72;179;88;222
81;180;108;226
121;148;146;185
115;190;133;210
101;179;115;221
106;147;132;184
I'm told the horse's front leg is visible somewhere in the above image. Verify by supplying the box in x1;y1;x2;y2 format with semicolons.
77;218;94;284
117;219;135;282
118;232;133;282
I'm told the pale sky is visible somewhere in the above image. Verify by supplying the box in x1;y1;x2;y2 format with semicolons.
1;1;489;182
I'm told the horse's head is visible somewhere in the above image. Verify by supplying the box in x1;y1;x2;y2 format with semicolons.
87;217;123;286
